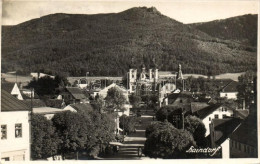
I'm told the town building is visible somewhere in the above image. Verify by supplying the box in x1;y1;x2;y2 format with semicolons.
194;104;235;136
58;87;89;104
128;65;159;94
0;90;30;161
2;82;24;100
209;118;242;158
219;81;239;100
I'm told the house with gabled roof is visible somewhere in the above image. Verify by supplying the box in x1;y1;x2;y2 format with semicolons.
219;81;239;100
193;103;235;136
59;87;89;105
209;117;242;158
0;90;30;161
1;82;24;100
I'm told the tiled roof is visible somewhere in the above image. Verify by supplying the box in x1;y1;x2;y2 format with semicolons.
70;103;94;112
1;90;30;112
44;99;64;108
190;102;209;113
230;112;257;147
66;87;87;100
213;79;233;90
195;104;223;119
221;81;239;93
1;82;15;93
211;118;241;146
23;99;46;108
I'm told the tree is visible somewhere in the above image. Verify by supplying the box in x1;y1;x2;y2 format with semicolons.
52;110;115;159
31;114;60;160
105;87;127;112
237;71;256;109
129;94;141;108
144;121;196;159
184;116;207;147
155;106;176;122
119;115;138;134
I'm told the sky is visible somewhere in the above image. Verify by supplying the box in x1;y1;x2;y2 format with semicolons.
1;0;259;25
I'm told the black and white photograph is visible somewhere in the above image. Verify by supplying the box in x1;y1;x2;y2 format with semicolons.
0;0;259;162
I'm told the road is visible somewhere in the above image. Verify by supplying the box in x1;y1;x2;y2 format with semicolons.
102;109;154;160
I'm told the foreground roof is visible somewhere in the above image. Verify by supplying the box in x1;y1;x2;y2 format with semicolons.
1;82;16;93
1;90;30;112
211;118;241;145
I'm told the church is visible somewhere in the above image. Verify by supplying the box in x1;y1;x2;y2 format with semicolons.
128;63;184;96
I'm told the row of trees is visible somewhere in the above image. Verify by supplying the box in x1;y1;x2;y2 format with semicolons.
31;109;115;160
143;105;208;158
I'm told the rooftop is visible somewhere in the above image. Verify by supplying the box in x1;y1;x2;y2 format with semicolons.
211;118;242;146
1;90;30;112
1;82;16;93
66;87;87;100
33;107;64;114
221;81;239;93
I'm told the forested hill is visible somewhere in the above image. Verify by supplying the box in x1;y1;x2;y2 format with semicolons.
2;7;257;77
190;14;258;47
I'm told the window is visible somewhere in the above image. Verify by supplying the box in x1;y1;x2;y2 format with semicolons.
1;125;7;139
214;114;219;119
15;124;22;138
223;114;227;118
225;108;227;112
209;117;211;121
225;93;228;96
1;157;10;161
180;99;183;103
132;74;134;78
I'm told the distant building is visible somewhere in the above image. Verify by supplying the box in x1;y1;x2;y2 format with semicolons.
59;87;89;104
63;103;94;113
158;83;176;107
0;90;30;161
128;65;159;94
219;81;239;100
1;82;24;100
30;72;54;80
33;107;66;120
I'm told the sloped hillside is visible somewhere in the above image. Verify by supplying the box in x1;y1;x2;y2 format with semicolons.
1;7;257;76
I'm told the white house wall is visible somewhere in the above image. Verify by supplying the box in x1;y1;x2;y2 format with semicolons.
220;92;238;100
0;111;30;161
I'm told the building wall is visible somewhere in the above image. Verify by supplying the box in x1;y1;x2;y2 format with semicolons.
0;111;30;161
11;83;23;100
230;139;258;158
203;107;234;136
220;92;238;100
221;139;230;159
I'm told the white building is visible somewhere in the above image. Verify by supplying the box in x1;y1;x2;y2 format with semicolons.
0;90;30;161
219;81;238;100
195;104;234;136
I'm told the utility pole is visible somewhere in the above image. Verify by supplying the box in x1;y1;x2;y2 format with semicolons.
29;88;33;160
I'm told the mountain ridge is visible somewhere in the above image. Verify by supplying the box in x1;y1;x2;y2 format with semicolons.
1;7;257;77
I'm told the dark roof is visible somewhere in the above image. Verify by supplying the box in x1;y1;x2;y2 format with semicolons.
211;118;241;145
230;113;257;147
23;99;46;108
221;81;239;92
190;102;209;113
213;79;233;90
196;104;223;119
167;91;194;104
1;82;16;93
44;99;64;108
1;90;30;111
70;103;94;112
66;87;87;100
234;109;249;119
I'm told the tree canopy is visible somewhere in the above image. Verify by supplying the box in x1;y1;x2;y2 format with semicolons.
105;87;127;112
144;121;196;159
31;114;60;160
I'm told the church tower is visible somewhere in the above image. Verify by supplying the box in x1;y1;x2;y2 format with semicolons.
176;64;183;80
